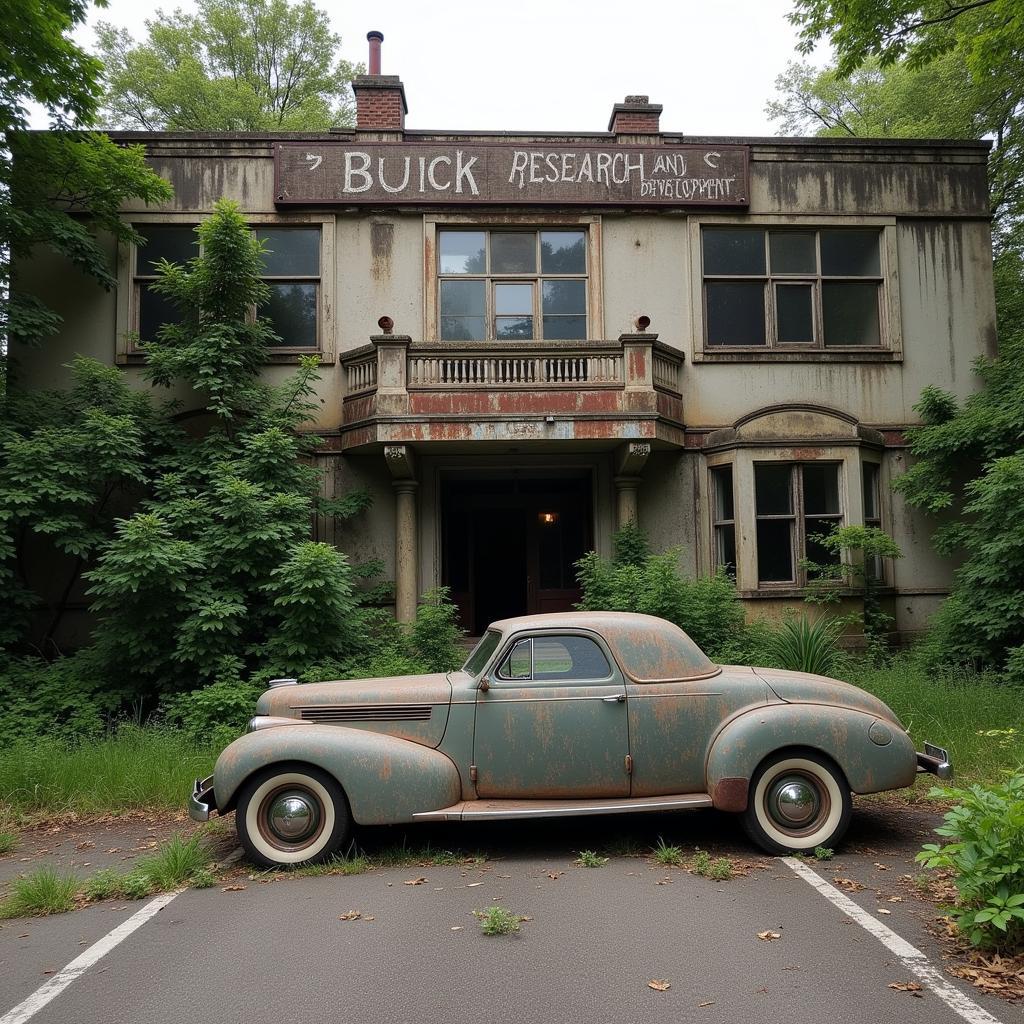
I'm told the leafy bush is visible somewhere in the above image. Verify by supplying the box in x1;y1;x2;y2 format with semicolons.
917;774;1024;951
407;587;466;672
763;615;845;675
576;527;744;656
160;677;265;746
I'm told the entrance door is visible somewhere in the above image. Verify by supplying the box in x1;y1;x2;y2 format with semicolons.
441;475;592;634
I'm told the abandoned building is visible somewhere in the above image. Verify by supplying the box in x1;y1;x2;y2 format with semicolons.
14;32;996;640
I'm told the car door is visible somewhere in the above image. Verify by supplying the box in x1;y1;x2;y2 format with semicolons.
473;632;631;799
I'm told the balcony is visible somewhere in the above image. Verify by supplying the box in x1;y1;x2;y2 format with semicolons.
339;333;684;450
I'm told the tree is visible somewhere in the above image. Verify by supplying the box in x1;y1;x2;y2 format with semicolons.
83;200;371;691
776;0;1024;676
96;0;362;131
1;1;172;352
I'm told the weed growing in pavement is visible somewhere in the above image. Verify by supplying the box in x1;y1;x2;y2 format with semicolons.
575;850;608;868
190;868;217;888
691;849;733;880
474;906;524;936
136;833;209;890
652;838;685;867
0;866;78;918
0;830;15;855
814;846;835;861
83;868;152;901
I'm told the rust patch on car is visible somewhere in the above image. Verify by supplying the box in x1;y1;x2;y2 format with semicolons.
713;777;749;812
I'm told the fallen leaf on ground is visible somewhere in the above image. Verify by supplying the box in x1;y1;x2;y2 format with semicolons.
877;908;892;915
757;931;781;941
888;982;924;996
363;915;375;922
451;926;463;931
874;863;889;871
697;1001;714;1007
467;882;483;887
339;910;362;921
834;877;865;892
648;980;671;992
76;841;95;850
887;896;903;903
221;885;246;892
404;877;428;886
547;872;563;880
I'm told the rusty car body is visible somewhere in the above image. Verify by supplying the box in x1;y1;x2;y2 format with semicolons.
189;611;951;866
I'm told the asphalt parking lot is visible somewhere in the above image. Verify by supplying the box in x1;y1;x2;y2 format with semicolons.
2;803;1022;1024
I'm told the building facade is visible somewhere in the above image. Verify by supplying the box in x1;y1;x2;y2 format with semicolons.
15;35;996;639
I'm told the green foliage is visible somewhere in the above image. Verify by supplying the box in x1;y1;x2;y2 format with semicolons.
84;867;153;902
82;834;211;900
0;866;78;919
917;774;1024;951
814;846;835;861
96;0;362;131
574;849;608;868
690;849;734;880
160;677;265;746
474;905;523;936
83;201;369;692
764;615;845;676
407;588;467;673
575;527;745;657
652;838;685;867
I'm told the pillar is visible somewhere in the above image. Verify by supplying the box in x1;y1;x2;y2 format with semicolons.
385;444;418;623
614;476;640;528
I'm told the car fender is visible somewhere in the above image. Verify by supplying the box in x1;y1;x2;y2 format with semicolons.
213;725;463;825
705;703;917;812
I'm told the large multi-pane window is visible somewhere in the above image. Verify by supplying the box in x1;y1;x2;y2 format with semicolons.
702;228;883;349
754;463;843;584
133;224;321;349
437;229;587;341
710;465;736;577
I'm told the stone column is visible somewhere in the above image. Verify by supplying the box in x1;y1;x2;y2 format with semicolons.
614;441;651;530
385;445;418;623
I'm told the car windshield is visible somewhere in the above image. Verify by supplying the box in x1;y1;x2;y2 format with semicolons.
462;629;502;676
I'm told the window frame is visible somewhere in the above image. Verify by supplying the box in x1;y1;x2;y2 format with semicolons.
688;215;901;364
116;213;335;365
491;631;615;686
710;464;737;577
424;214;604;343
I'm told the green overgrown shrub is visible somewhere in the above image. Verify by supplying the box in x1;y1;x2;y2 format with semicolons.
763;615;845;675
575;526;744;656
917;773;1024;951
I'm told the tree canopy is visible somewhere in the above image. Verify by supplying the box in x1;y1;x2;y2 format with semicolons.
96;0;362;131
1;0;172;352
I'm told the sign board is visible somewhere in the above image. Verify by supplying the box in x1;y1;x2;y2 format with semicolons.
274;142;749;207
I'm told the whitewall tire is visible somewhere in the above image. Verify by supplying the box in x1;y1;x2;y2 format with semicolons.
236;765;350;867
743;752;852;855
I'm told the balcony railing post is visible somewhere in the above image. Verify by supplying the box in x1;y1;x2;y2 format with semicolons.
372;333;410;415
619;332;656;392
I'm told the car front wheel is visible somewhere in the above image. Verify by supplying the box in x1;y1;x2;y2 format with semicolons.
742;752;852;855
235;764;351;867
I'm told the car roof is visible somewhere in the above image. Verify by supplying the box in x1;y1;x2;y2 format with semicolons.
488;611;719;683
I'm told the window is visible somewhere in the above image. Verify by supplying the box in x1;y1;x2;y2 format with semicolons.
703;228;882;349
437;229;587;341
132;224;321;350
133;224;198;342
496;635;611;682
754;463;843;584
710;466;736;577
256;228;321;348
862;462;883;581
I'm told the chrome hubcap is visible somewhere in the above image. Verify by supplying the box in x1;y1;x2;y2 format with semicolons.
768;777;820;828
267;792;320;843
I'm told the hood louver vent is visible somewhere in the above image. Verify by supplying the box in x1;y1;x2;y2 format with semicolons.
294;704;432;723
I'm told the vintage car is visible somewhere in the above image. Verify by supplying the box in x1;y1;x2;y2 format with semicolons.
189;611;951;866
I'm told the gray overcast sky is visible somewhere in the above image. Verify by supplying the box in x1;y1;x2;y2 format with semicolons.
40;0;828;135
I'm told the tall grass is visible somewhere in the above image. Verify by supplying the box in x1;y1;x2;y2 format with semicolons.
848;659;1024;785
0;725;220;813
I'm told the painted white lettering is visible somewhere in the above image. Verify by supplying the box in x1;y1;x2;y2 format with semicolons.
529;152;544;184
305;152;323;171
596;152;612;186
428;155;452;190
343;151;372;193
378;156;410;193
455;151;480;195
545;153;560;183
509;151;528;189
561;153;576;182
704;151;721;169
418;156;426;193
625;153;645;181
577;153;593;183
611;153;627;184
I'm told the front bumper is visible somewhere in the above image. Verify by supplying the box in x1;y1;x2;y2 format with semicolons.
916;742;953;780
189;774;217;822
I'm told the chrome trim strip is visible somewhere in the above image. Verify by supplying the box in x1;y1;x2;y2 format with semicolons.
412;793;713;822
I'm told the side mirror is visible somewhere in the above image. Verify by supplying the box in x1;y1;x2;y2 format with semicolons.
478;676;490;692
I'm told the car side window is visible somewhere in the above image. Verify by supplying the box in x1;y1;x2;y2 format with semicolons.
496;635;611;682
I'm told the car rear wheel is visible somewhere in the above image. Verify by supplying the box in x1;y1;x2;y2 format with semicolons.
236;764;350;867
742;752;852;855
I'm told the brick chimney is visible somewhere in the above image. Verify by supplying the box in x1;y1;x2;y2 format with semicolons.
353;31;408;131
608;95;662;135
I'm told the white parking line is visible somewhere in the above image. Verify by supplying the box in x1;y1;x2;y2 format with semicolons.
785;857;1005;1024
0;891;180;1024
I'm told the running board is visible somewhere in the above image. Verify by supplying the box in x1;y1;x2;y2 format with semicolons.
412;793;714;822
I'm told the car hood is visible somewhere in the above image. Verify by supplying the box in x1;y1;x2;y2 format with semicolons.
754;667;904;728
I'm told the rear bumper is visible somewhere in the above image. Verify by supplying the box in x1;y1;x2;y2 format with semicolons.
189;774;217;822
916;743;953;780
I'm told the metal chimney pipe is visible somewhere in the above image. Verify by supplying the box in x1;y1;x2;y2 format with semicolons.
367;31;383;75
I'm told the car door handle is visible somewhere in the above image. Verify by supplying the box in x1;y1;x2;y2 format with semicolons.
602;694;626;703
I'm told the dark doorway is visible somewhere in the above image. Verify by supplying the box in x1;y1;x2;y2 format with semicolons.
441;473;593;635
